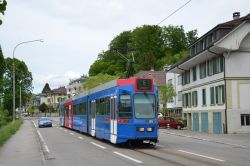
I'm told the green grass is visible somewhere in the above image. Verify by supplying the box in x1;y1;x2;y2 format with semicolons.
0;120;23;147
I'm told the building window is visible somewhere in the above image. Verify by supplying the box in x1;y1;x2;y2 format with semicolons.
241;114;250;126
192;66;197;81
178;91;182;101
182;70;190;85
168;79;173;84
177;75;181;85
215;85;225;104
208;58;213;76
200;61;207;79
192;91;198;107
190;46;195;56
207;56;224;76
202;89;206;106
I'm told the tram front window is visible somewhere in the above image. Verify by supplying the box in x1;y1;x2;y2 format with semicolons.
119;94;132;118
134;94;155;119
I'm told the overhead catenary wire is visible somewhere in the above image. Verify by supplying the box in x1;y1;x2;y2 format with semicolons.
157;0;192;25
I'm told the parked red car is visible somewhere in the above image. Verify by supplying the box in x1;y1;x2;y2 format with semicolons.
158;116;184;129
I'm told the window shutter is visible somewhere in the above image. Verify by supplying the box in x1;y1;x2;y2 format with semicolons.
215;86;219;104
220;56;224;72
210;87;215;105
222;85;225;104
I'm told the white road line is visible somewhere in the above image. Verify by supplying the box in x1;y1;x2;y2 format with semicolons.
78;136;83;140
70;132;74;135
32;121;37;128
113;151;143;164
90;142;106;149
178;150;225;162
32;121;50;153
156;144;165;148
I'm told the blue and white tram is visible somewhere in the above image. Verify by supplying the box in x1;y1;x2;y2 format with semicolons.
58;77;158;144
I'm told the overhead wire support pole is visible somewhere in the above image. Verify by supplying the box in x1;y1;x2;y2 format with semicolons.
113;48;136;78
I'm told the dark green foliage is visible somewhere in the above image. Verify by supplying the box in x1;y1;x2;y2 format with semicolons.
2;58;33;115
0;109;10;128
0;45;5;94
0;120;23;147
0;0;7;25
88;24;198;77
42;83;51;94
83;73;119;89
39;103;48;113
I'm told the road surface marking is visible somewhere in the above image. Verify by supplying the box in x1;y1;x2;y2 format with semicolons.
64;129;67;132
90;142;106;149
156;144;165;148
113;151;143;164
32;121;50;153
178;150;225;162
70;132;74;135
32;121;37;128
78;136;83;140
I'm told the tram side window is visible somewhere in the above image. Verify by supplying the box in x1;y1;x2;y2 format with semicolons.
96;99;105;115
106;97;110;115
119;94;132;119
79;102;86;115
74;104;80;115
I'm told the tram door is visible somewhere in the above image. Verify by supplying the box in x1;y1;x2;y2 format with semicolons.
110;96;117;143
90;100;96;136
64;106;68;127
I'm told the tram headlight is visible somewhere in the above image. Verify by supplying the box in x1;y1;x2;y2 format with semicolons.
147;127;153;132
137;127;145;132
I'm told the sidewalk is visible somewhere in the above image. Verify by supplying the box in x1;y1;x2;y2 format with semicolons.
0;120;44;166
160;128;250;149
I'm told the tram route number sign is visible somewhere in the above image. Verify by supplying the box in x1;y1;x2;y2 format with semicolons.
136;79;153;91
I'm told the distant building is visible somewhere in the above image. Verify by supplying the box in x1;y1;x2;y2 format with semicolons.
164;65;182;119
66;75;87;98
135;70;166;86
168;12;250;134
40;86;67;110
32;94;41;107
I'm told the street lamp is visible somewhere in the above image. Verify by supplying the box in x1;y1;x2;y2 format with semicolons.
12;39;43;121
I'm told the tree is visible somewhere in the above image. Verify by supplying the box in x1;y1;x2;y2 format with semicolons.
82;73;119;90
2;58;33;115
0;45;5;94
0;0;7;25
131;25;164;71
158;84;176;116
39;103;48;113
27;106;35;116
42;83;51;94
88;24;198;77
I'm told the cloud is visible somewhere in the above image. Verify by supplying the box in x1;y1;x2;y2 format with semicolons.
1;0;250;94
33;71;82;93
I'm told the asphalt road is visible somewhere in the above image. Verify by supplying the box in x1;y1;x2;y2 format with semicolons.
29;119;250;166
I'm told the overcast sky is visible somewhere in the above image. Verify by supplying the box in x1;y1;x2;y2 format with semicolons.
0;0;249;93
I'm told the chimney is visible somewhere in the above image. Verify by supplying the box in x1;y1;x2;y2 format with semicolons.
233;12;240;20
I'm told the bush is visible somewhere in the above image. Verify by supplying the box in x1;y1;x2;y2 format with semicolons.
0;109;11;128
0;120;23;147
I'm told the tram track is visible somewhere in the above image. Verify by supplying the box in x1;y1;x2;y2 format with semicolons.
128;144;228;166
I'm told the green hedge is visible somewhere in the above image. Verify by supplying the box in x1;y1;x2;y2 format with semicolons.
0;120;23;147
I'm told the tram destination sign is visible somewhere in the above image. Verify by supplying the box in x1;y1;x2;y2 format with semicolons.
136;79;153;91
